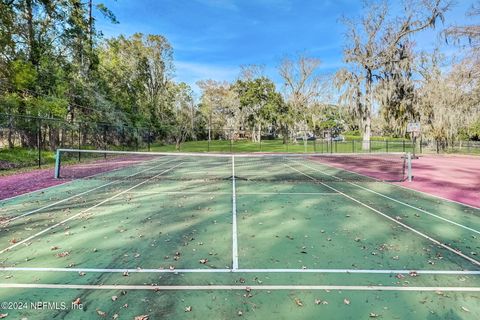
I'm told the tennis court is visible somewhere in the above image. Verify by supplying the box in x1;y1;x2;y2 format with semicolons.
0;150;479;319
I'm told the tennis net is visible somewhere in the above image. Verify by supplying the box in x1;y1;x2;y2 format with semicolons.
54;149;412;183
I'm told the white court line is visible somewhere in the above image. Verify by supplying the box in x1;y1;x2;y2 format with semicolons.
285;164;480;268
297;161;480;235
1;267;480;275
0;162;184;255
231;155;239;270
1;283;479;292
0;156;168;202
1;158;177;225
125;191;340;196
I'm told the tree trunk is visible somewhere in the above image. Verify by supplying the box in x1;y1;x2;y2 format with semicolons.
362;71;373;151
7;116;14;148
25;0;38;67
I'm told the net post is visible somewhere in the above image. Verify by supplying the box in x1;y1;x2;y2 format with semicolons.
54;149;61;179
407;152;412;182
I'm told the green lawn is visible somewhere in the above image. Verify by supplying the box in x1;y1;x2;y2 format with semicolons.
151;138;415;154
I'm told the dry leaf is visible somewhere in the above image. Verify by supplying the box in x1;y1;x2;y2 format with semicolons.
56;251;69;257
123;271;129;277
343;298;350;305
314;299;322;305
9;238;17;244
461;306;470;312
199;259;208;264
112;314;119;320
111;296;118;301
0;314;8;318
96;309;106;317
134;315;149;320
184;306;192;312
369;313;379;318
79;271;86;276
51;246;59;250
238;310;243;316
409;271;418;277
72;298;81;305
294;298;303;307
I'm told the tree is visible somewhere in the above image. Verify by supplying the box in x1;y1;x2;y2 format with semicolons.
170;82;196;150
337;0;451;150
278;54;323;146
234;77;283;142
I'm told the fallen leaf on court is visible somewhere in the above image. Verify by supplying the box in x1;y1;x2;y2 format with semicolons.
169;265;175;270
0;314;7;318
238;310;243;316
123;271;129;277
4;275;12;279
51;246;59;250
96;309;106;317
184;306;192;312
245;287;251;292
343;298;350;305
369;313;379;318
395;274;404;279
72;298;81;305
79;271;86;276
314;299;322;305
9;238;18;244
134;315;149;320
111;296;118;301
409;271;418;277
294;298;303;307
112;314;119;320
56;251;69;257
123;304;128;308
461;306;470;312
199;258;208;264
239;278;245;283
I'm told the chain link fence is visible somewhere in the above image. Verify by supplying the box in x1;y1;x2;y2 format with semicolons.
6;113;478;171
0;113;155;170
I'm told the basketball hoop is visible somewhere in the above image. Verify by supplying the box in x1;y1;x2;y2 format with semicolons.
407;122;421;159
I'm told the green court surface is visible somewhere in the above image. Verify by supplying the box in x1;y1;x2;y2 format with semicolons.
0;154;479;319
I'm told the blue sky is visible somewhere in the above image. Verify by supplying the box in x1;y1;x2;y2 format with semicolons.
96;0;474;94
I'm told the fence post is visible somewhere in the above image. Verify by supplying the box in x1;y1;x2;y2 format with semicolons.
386;140;389;153
352;140;355;153
78;123;82;162
147;127;151;152
103;125;107;159
37;118;41;168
